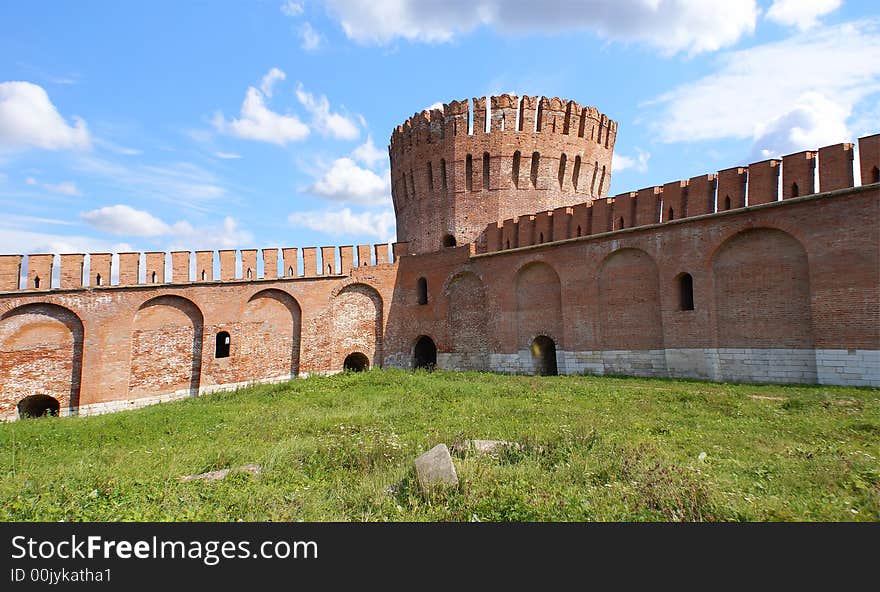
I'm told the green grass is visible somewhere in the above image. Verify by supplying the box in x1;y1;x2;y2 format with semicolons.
1;370;878;521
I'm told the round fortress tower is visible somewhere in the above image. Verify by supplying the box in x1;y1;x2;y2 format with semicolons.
389;94;617;254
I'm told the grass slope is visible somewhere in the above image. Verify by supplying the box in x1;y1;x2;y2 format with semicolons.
1;370;878;521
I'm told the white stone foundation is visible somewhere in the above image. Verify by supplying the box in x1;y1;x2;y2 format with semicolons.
815;349;880;387
432;347;879;386
55;373;299;420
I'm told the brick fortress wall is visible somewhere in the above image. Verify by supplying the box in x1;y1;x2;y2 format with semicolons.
0;101;877;420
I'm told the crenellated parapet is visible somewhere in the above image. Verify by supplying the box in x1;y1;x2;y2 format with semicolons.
0;242;400;293
389;95;617;254
478;134;880;254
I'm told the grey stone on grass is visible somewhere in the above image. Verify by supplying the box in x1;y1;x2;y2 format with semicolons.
179;463;262;483
414;444;458;492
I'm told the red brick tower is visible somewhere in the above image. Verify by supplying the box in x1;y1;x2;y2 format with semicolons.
389;94;617;254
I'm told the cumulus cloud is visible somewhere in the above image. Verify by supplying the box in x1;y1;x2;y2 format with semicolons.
612;149;651;173
288;207;395;241
213;70;310;145
295;84;359;140
81;205;170;237
260;67;286;97
647;20;880;154
351;135;386;168
0;81;91;151
766;0;841;31
280;0;304;16
300;22;323;51
80;205;253;250
325;0;758;55
308;157;390;205
750;92;851;159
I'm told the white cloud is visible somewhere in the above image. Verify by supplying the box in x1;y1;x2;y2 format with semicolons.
647;20;880;153
751;92;851;159
308;157;390;205
0;81;91;151
42;180;82;196
281;1;304;17
325;0;758;55
766;0;841;31
94;137;142;155
612;149;651;173
300;22;323;51
424;101;444;112
260;67;286;98
80;205;253;250
351;135;386;168
165;216;253;251
74;157;228;211
288;207;395;241
213;72;310;145
0;226;129;258
214;151;242;159
81;205;170;237
22;175;83;195
295;84;360;140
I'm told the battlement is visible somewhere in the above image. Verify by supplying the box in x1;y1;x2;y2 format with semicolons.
390;94;617;148
0;242;399;293
478;134;880;254
389;95;617;255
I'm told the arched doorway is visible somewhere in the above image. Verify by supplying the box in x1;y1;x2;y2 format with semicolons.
413;336;437;370
531;336;558;376
343;352;370;372
18;394;60;418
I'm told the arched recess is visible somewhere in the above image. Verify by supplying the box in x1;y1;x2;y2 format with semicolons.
515;261;562;350
598;248;664;351
531;336;558;376
413;335;437;370
0;303;84;418
712;228;813;349
446;271;488;369
343;352;369;372
129;295;203;399
332;283;383;370
242;289;302;380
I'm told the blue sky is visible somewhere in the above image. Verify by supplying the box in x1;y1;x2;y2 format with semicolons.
0;0;878;259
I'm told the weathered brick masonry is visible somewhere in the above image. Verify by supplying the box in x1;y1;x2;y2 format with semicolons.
1;95;878;420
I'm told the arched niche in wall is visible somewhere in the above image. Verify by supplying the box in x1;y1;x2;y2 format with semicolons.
712;228;813;349
129;295;203;399
514;261;562;351
0;303;84;419
332;282;384;371
598;248;664;351
242;289;302;381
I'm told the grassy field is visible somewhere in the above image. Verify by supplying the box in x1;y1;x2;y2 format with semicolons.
1;370;878;522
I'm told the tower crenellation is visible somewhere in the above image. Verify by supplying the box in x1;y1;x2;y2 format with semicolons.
389;95;617;254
